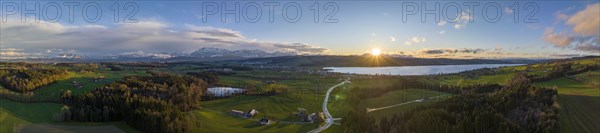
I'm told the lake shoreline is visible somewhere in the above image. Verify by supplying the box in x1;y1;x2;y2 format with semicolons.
324;64;524;76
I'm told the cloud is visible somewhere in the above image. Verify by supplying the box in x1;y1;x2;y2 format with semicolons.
272;43;328;54
184;24;244;38
404;36;427;45
0;48;41;59
504;7;514;14
449;11;473;29
438;30;446;34
389;36;396;42
454;24;466;29
437;20;446;26
435;11;470;29
555;12;570;21
0;18;329;58
566;3;600;36
419;48;487;55
543;28;574;48
543;3;600;53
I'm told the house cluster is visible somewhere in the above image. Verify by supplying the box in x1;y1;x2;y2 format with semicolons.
263;80;277;84
229;109;274;125
229;109;258;118
293;108;318;123
92;76;105;82
72;81;83;89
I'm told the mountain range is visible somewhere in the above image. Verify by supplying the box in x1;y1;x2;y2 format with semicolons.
189;47;296;58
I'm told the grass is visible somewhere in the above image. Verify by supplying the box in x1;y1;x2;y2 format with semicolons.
0;97;139;133
535;70;600;133
32;71;147;101
437;72;515;86
193;77;447;133
1;70;146;133
192;109;318;133
359;89;449;120
195;94;325;132
195;71;356;132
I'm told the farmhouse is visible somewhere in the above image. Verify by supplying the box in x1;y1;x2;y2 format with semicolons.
229;110;245;117
245;109;258;118
293;108;318;122
257;117;272;125
307;113;317;123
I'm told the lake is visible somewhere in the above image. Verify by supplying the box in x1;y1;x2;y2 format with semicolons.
323;64;523;76
206;87;245;97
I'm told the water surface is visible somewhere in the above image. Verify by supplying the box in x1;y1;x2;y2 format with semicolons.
206;87;245;97
324;64;523;76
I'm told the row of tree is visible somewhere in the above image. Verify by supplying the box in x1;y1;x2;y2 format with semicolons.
529;62;599;82
59;72;206;133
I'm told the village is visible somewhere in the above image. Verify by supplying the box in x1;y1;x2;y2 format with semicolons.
228;107;323;126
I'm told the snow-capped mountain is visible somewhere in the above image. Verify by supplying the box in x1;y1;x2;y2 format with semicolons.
190;47;296;58
118;51;185;59
55;53;81;59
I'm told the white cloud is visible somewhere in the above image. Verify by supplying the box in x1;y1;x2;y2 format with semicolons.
454;24;466;29
543;28;574;48
555;12;570;21
448;11;472;30
404;36;427;45
389;36;396;42
543;3;600;53
437;20;446;26
438;30;446;34
566;3;600;36
504;7;514;14
0;17;330;58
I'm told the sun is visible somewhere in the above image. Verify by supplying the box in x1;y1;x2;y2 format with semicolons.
371;48;381;56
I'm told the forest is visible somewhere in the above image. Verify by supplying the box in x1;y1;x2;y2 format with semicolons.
59;72;207;133
0;69;69;92
343;72;560;133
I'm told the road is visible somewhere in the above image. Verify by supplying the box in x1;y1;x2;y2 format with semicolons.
307;79;349;133
366;95;448;113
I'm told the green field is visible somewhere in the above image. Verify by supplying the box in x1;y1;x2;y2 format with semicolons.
536;70;600;133
0;100;138;133
32;71;147;101
185;69;343;132
0;69;146;133
360;89;449;120
195;93;327;132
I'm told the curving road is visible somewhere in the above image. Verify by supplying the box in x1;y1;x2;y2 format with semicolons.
307;79;349;133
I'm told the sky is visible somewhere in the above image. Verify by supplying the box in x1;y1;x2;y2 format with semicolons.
1;1;599;59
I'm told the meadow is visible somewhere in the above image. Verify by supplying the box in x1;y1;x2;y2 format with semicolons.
535;70;600;133
0;100;138;133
